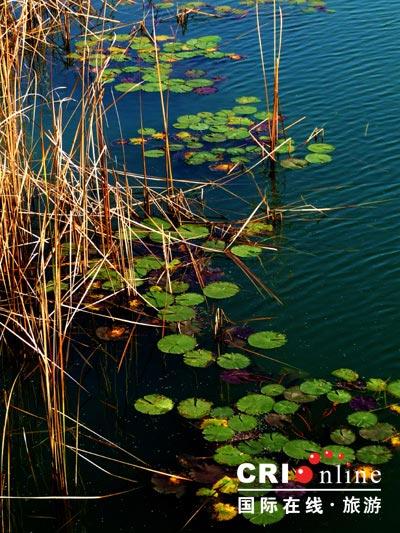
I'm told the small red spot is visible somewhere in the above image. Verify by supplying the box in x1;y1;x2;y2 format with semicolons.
295;466;314;484
308;452;321;465
324;450;333;459
346;462;352;468
338;452;345;460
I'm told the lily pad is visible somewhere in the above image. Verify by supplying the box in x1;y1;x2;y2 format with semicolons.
330;428;356;445
305;153;332;164
307;143;335;153
176;224;209;240
261;383;285;397
157;334;196;354
284;386;317;403
167;281;190;294
387;380;400;398
359;423;396;442
214;445;251;466
143;290;174;308
183;349;214;368
235;96;261;104
216;352;250;370
203;425;235;442
144;149;165;158
273;400;299;415
247;331;287;349
203;281;240;299
366;378;387;392
280;158;308;170
243;501;285;526
327;390;352;404
134;394;174;415
237;394;274;415
321;445;355;465
258;432;289;452
211;406;234;418
331;368;359;382
300;379;332;396
228;414;258;432
356;445;393;464
347;411;378;428
230;244;262;258
232;105;258;115
177;398;213;419
283;439;321;460
175;293;205;306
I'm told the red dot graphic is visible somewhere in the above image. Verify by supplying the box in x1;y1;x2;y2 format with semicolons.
295;466;314;484
338;452;345;460
324;450;333;459
308;452;321;465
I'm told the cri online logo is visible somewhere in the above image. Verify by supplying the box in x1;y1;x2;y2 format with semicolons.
237;450;382;485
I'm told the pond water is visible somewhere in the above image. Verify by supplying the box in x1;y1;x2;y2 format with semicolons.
19;0;400;531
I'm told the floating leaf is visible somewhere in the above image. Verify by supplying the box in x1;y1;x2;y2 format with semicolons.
144;149;165;158
327;390;352;404
177;398;213;419
217;352;250;370
157;334;196;354
212;476;239;494
211;406;234;418
232;105;258;115
235;96;261;104
230;244;262;258
158;305;195;322
330;428;356;445
237;440;264;455
228;414;257;432
284;386;317;403
307;143;335;153
237;394;274;415
243;501;285;526
321;445;355;465
356;445;392;464
134;394;174;415
167;281;190;294
176;224;210;240
347;411;378;428
203;281;240;299
261;384;285;397
300;379;332;396
331;368;359;382
280;158;308;170
212;502;238;522
387;380;400;398
175;293;205;306
283;439;321;460
366;378;387;392
247;331;287;349
143;290;174;308
273;400;299;415
213;445;251;466
360;423;396;442
258;432;289;452
305;153;332;164
183;349;214;368
203;425;235;442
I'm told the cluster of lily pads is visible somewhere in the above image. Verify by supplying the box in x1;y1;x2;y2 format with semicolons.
154;1;248;18
135;368;400;525
238;0;334;15
125;97;336;169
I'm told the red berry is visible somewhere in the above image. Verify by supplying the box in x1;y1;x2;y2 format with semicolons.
308;452;321;465
295;466;314;484
324;450;333;459
338;452;345;460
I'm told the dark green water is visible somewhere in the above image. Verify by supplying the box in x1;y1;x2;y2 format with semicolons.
15;0;400;531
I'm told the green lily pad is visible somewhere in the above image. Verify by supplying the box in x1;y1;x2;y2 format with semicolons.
280;158;308;170
330;428;356;445
347;411;378;428
228;414;258;432
261;384;285;397
305;153;332;164
183;349;214;368
145;149;165;158
359;423;396;442
213;445;251;466
327;390;352;404
237;439;264;456
321;445;355;465
175;293;205;306
283;439;321;460
284;386;317;403
203;425;235;442
307;143;335;153
176;224;210;240
157;334;196;354
167;281;190;294
356;445;393;464
203;281;240;299
258;432;289;452
216;352;250;370
366;378;387;392
114;82;141;93
143;290;174;308
237;394;274;415
134;394;174;415
387;380;400;398
230;244;262;258
211;406;234;418
273;400;299;415
235;96;261;104
300;379;332;396
247;331;287;349
243;501;285;526
158;305;196;322
232;105;258;115
331;368;359;382
177;398;213;419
